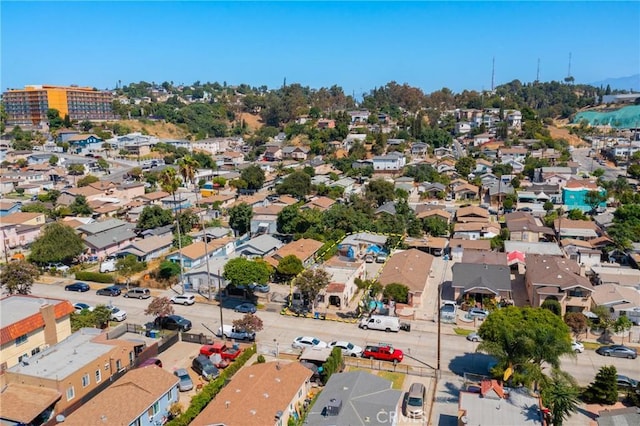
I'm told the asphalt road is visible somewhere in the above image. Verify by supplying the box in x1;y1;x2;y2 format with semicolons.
34;282;639;386
572;147;621;182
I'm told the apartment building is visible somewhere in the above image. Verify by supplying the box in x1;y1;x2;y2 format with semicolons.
3;84;115;125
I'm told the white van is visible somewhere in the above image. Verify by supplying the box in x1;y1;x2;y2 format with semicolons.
359;315;400;332
100;257;117;273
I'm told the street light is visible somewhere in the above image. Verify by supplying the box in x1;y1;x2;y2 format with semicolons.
218;269;225;342
274;339;279;358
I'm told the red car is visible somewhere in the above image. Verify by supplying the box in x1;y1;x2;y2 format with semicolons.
200;342;242;361
363;344;404;364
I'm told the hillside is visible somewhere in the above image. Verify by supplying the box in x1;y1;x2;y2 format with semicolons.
547;123;587;147
111;120;189;139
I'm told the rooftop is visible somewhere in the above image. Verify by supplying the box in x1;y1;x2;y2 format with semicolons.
0;383;61;424
1;295;74;345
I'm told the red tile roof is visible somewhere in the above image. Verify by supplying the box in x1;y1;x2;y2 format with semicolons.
0;296;75;345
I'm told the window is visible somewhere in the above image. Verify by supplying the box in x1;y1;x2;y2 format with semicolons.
15;334;27;346
147;402;159;418
31;347;40;356
82;374;90;388
66;386;75;401
116;359;123;371
167;387;173;401
95;369;101;383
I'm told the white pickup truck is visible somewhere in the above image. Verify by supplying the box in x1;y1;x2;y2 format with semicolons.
217;325;255;341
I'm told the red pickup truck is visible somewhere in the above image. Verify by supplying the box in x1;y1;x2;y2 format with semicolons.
363;344;404;364
200;342;242;361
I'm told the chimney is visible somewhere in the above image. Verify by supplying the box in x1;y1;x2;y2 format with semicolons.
39;303;59;346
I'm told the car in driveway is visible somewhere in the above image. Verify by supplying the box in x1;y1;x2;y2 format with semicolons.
191;355;220;381
170;294;196;305
467;308;489;320
96;285;122;296
249;283;270;293
328;341;364;357
596;345;637;359
154;315;192;331
173;368;194;392
617;375;639;393
73;303;94;313
109;306;127;322
466;332;482;342
234;302;257;314
65;282;90;292
292;336;328;350
47;263;70;273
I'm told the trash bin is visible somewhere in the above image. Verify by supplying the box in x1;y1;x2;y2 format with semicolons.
149;330;159;338
314;312;319;319
400;322;411;332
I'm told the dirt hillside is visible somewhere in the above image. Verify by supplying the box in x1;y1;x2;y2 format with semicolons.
113;120;189;139
547;124;587;147
239;113;263;132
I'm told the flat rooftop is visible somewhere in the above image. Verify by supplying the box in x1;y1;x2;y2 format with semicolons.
7;328;112;380
1;295;68;325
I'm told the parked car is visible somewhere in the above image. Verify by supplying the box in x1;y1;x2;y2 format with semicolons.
328;341;364;357
234;302;257;314
596;345;637;359
364;254;374;263
47;263;70;273
173;368;194;392
170;294;196;305
73;303;94;313
154;315;192;331
191;355;220;381
375;254;388;263
406;382;426;419
200;342;242;361
617;375;639;393
65;282;90;292
362;344;404;364
96;285;122;296
124;288;151;299
292;336;328;350
249;283;270;293
217;325;255;341
466;332;482;342
109;306;127;322
572;341;584;353
467;308;489;320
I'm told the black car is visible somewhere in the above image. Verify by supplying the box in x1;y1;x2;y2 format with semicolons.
617;375;639;393
191;355;219;381
155;315;192;332
65;282;90;292
96;286;122;297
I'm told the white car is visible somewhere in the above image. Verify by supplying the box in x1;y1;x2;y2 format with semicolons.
109;306;127;322
170;294;195;305
466;332;482;342
292;336;328;350
329;341;363;357
47;263;70;272
73;303;94;313
572;341;584;353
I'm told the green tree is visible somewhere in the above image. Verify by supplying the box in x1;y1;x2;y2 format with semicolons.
240;165;265;190
80;120;93;131
223;257;271;287
582;365;618;404
383;283;410;304
294;268;330;309
136;205;174;230
116;255;147;289
366;179;395;207
178;155;199;189
71;305;112;331
277;204;302;234
276;255;304;279
77;175;99;187
144;296;174;318
613;315;633;344
47;108;64;130
422;216;449;236
541;298;562;316
30;223;84;264
455;156;476;178
543;201;555;212
0;260;40;295
228;202;253;236
542;370;581;426
70;195;93;215
584;190;607;213
477;306;573;387
592;168;605;178
158;260;181;280
97;158;109;172
67;163;85;175
276;171;311;199
49;155;59;166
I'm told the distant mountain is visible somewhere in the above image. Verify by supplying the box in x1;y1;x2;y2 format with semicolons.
588;74;640;92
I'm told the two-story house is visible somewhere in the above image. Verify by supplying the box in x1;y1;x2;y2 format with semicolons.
372;152;406;171
562;179;607;212
504;211;554;242
525;255;593;315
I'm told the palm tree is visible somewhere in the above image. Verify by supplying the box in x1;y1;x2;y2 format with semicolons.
541;370;580;426
159;168;185;293
178;155;199;190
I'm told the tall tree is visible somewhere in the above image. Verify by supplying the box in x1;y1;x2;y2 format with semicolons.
276;171;311;199
582;365;618;404
144;297;175;318
136;205;174;230
228;202;253;236
178;155;199;189
223;257;271;287
294;268;330;309
276;255;304;280
0;260;40;295
233;314;264;333
240;165;266;191
366;179;395;207
30;223;84;264
70;195;93;215
159;167;185;289
541;370;581;426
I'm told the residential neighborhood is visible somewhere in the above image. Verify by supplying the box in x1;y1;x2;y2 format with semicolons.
2;8;640;423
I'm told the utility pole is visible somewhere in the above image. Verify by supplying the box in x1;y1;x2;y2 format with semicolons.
536;58;540;83
218;268;225;342
491;56;495;92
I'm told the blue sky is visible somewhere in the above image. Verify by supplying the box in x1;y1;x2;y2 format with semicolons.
2;1;639;95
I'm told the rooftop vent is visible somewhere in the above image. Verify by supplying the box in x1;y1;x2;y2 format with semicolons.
275;410;283;420
250;410;257;416
225;401;230;408
324;398;342;416
263;393;269;398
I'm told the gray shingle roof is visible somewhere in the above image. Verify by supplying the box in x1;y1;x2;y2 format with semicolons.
452;263;512;294
84;225;136;250
236;234;283;256
78;219;128;235
304;371;402;426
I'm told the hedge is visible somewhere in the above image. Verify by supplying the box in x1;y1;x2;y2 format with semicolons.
74;271;115;283
167;344;257;426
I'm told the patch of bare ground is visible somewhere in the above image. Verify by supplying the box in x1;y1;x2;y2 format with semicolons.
547;123;588;147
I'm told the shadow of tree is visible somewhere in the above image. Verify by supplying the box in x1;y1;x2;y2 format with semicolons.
448;352;497;377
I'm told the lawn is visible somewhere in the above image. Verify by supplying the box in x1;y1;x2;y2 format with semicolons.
454;327;474;336
345;367;406;390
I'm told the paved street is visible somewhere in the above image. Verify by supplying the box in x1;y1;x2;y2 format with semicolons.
572;147;621;181
32;281;639;388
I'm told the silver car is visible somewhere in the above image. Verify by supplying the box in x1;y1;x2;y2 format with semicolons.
173;368;194;391
329;341;364;357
